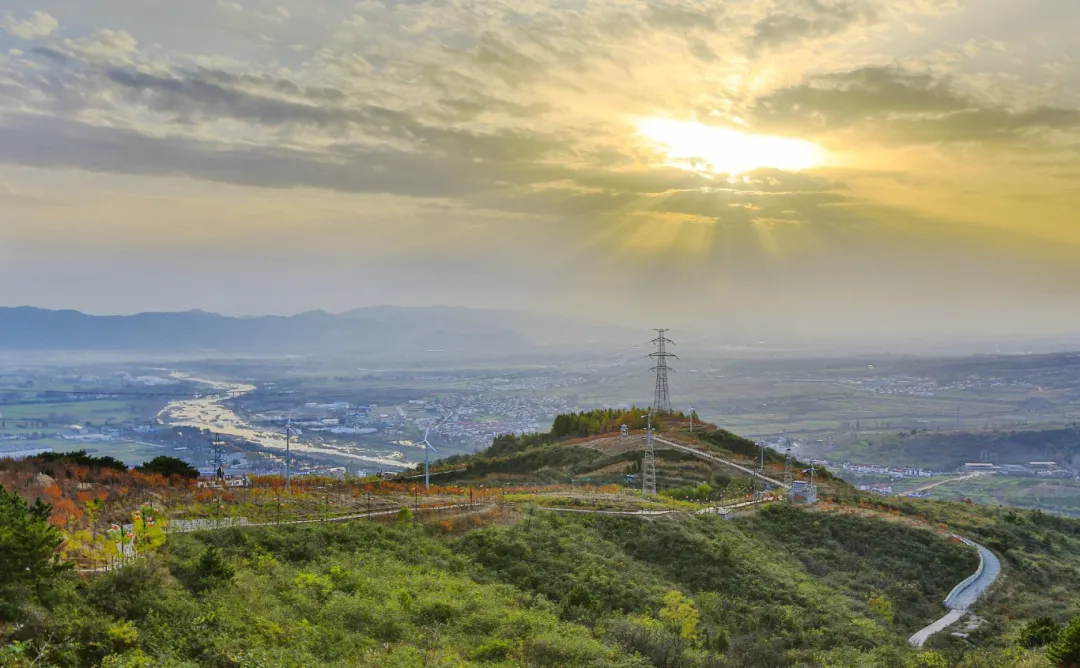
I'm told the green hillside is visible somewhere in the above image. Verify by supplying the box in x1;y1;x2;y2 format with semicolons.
5;414;1080;667
5;496;1076;667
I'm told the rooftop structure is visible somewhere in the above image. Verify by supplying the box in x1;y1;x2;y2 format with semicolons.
787;479;818;505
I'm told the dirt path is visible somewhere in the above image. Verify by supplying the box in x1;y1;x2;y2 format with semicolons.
903;472;988;496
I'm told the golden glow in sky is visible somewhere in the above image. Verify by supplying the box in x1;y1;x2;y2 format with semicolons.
635;118;827;175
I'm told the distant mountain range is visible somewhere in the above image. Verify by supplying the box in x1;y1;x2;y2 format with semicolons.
0;306;639;355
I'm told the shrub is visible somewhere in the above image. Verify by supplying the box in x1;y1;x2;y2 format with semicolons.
190;547;235;593
135;457;199;480
473;638;514;661
1019;616;1061;649
1048;614;1080;667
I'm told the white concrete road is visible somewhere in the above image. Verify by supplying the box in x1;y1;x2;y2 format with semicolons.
909;539;1001;647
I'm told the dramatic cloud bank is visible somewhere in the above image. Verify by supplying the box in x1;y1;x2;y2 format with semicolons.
0;0;1078;344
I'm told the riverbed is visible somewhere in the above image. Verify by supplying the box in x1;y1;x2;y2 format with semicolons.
157;373;409;470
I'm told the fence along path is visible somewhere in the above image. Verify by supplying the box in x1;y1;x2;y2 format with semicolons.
75;502;492;573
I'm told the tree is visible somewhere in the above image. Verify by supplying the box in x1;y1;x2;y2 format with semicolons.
1020;616;1061;649
1048;614;1080;667
135;456;199;480
191;546;235;593
0;484;70;621
36;450;128;472
658;591;700;642
868;592;894;625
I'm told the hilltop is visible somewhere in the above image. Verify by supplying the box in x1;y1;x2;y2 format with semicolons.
422;408;839;500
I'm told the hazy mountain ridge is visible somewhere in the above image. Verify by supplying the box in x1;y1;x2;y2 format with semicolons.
0;306;636;354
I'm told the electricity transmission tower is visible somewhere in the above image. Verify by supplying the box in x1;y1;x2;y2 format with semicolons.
642;411;657;497
211;437;226;480
649;329;677;413
783;445;794;488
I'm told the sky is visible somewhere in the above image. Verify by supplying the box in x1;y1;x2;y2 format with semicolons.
1;0;1079;344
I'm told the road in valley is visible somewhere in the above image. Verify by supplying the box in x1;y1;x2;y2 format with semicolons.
902;471;989;497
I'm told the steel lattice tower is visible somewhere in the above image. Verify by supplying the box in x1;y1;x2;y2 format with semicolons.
649;329;677;414
642;411;657;497
211;437;226;480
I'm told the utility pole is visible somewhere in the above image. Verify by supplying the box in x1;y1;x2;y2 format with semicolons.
642;411;657;497
424;428;431;492
649;329;677;414
783;446;793;489
285;418;292;490
689;406;694;434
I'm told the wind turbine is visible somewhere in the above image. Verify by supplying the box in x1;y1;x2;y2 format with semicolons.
283;415;298;490
421;412;454;491
420;426;436;491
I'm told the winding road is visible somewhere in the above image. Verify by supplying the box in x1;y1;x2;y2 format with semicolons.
908;537;1001;647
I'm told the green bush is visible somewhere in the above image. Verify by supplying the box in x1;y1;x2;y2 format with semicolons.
1048;615;1080;667
0;485;70;622
1020;616;1062;649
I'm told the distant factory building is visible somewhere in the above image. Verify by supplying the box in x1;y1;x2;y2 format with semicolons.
962;463;998;472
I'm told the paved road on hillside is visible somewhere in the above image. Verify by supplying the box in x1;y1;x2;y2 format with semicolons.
908;538;1001;647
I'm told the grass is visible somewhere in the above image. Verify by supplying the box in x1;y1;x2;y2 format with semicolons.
927;476;1080;517
0;438;171;466
4;444;1077;667
0;399;151;429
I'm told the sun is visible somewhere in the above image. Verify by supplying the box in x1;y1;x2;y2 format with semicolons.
635;118;826;175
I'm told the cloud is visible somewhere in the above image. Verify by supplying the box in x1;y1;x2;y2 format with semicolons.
752;65;1080;142
0;0;1077;281
751;0;877;50
1;11;59;40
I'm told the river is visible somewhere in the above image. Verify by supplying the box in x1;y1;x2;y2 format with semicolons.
157;373;409;470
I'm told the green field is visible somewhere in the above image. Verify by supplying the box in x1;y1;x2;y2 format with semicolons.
928;476;1080;516
0;399;146;429
10;438;169;466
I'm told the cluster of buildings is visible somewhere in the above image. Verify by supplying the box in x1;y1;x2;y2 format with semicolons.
410;393;577;447
837;462;946;479
842;375;1033;397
